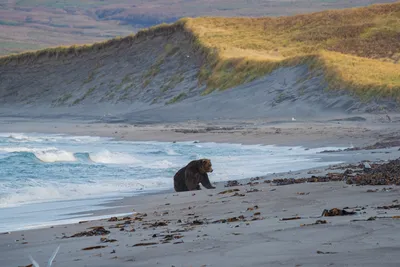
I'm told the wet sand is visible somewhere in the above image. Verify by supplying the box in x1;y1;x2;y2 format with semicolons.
2;176;400;267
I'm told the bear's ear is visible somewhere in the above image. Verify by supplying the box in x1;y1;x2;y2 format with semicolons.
202;159;211;165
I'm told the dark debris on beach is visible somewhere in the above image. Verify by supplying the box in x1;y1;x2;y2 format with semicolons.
67;227;110;238
346;158;400;185
320;136;400;153
270;157;400;186
271;173;345;186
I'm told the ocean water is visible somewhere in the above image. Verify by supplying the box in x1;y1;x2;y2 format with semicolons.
0;132;345;232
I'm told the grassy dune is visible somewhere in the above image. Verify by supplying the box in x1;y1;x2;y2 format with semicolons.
1;2;400;101
184;2;400;98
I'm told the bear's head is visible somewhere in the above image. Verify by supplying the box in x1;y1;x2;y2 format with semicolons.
199;158;213;173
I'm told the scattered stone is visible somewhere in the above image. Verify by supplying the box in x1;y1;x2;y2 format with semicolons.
297;192;310;195
133;242;158;247
150;221;168;227
68;227;110;238
161;234;183;243
191;220;205;225
82;246;107;251
322;208;356;216
367;189;379;193
213;215;245;224
246;205;259;211
301;220;327;227
317;251;338;254
246;188;260;193
225;180;242;187
109;224;125;230
376;204;400;210
219;189;240;194
280;217;302;221
272;174;344;186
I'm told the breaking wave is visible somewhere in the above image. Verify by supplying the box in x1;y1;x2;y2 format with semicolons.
88;150;143;165
0;177;171;208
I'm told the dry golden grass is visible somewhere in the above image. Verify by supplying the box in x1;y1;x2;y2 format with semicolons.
1;2;399;100
184;2;400;97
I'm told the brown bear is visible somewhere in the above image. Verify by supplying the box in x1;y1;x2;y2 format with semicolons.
174;159;215;192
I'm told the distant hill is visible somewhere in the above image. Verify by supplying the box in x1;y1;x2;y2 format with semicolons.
0;2;399;123
0;0;398;56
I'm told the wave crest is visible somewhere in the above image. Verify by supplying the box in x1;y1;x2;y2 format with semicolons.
0;178;171;208
89;150;143;165
34;150;76;163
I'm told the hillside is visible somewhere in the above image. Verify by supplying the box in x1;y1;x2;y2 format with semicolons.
0;2;399;123
1;0;398;56
187;2;400;99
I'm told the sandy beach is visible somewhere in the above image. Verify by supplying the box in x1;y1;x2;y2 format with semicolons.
1;113;399;147
1;1;400;266
1;117;400;267
2;167;400;267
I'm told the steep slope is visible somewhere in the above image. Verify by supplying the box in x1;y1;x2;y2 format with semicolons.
0;24;205;116
0;3;399;122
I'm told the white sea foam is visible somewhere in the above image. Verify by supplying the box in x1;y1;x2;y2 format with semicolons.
0;146;58;153
0;132;107;143
0;178;171;208
89;150;143;165
0;146;77;162
34;150;77;163
166;148;180;155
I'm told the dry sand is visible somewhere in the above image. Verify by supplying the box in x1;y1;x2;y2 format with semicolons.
1;118;400;267
2;176;400;267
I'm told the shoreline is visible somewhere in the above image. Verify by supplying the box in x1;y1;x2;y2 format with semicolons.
1;115;398;148
1;144;400;234
1;117;400;266
1;117;400;230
